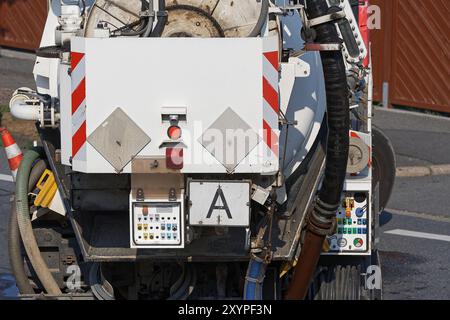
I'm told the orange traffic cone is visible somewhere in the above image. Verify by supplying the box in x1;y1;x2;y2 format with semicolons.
0;127;23;180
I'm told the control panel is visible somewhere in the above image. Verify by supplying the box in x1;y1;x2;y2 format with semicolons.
323;192;370;255
131;202;184;248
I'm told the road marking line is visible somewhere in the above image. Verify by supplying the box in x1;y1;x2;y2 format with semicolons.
385;229;450;243
0;174;14;182
386;208;450;223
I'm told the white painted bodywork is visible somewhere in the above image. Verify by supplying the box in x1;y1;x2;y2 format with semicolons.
34;1;327;179
61;36;281;174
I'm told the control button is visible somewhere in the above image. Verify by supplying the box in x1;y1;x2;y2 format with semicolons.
362;219;367;225
142;206;149;216
357;219;362;225
353;238;364;248
355;208;364;218
358;228;362;234
161;224;166;231
337;238;347;247
362;228;367;234
353;228;357;234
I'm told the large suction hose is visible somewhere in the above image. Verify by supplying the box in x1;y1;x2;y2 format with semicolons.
15;148;62;295
8;159;47;294
284;0;350;300
248;0;270;37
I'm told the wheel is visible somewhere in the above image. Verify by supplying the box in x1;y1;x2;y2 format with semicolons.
306;264;363;300
372;126;396;212
306;253;383;300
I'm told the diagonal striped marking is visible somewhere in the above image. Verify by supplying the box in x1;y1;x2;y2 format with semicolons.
263;56;279;90
263;51;279;71
263;99;278;130
72;121;86;157
263;77;279;113
263;120;279;157
71;52;85;71
72;78;86;114
71;55;85;91
72;99;86;134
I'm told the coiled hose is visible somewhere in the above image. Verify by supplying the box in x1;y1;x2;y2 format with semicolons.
284;0;350;300
8;159;47;294
15;148;62;295
248;0;270;37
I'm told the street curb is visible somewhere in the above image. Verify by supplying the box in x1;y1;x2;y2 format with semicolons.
396;164;450;178
0;48;36;61
374;106;450;122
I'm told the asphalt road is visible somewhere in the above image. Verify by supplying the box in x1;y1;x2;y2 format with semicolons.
0;55;449;300
374;108;450;300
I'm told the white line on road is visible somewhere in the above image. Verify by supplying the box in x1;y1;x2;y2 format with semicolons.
0;174;14;182
385;229;450;243
386;208;450;223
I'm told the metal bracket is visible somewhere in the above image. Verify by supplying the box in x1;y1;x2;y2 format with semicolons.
307;11;346;28
136;188;145;201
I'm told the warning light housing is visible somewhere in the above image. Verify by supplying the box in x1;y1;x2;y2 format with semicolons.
166;148;183;170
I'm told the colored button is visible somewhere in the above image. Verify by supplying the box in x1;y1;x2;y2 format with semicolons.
353;238;364;248
357;219;362;225
353;228;357;234
363;228;367;234
358;228;362;234
362;219;367;225
355;208;364;218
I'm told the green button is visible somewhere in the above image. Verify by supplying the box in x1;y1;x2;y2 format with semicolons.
343;228;347;234
353;228;357;234
347;228;352;235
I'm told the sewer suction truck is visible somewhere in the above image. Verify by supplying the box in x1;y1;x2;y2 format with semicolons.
7;0;395;300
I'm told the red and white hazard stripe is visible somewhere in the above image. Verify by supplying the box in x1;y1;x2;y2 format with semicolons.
359;0;370;67
0;128;23;179
262;41;280;157
71;50;87;162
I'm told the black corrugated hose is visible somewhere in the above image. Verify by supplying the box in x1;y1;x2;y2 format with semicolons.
285;0;350;299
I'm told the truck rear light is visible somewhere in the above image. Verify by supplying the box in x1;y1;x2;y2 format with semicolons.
167;125;182;140
166;148;183;169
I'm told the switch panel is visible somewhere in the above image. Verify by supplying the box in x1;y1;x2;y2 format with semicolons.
131;202;184;248
323;192;370;255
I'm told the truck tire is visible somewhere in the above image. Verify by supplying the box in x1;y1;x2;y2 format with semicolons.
306;264;363;300
372;126;396;212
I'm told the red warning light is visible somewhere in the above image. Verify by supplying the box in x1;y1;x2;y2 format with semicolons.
167;126;182;140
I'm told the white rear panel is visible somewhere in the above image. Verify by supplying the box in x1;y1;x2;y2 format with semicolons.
61;37;280;174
